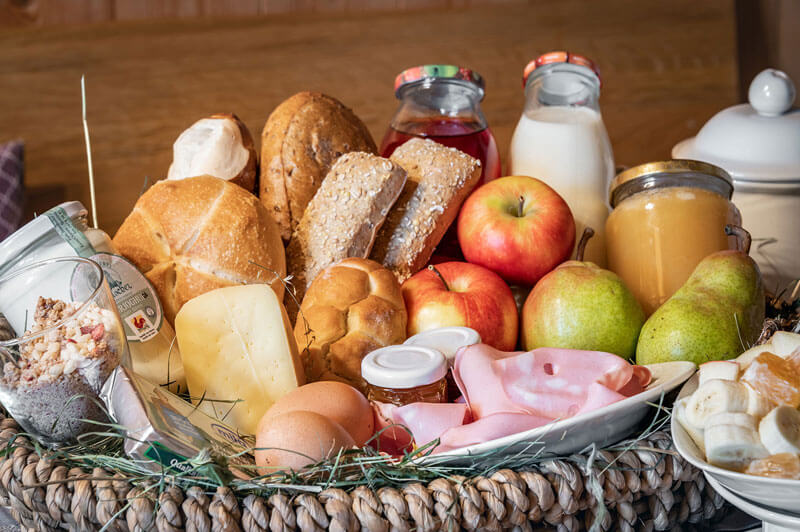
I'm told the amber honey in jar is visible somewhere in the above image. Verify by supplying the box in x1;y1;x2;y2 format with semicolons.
606;160;741;316
403;326;480;401
361;345;448;406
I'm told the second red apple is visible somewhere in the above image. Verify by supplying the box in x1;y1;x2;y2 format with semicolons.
457;175;576;285
402;261;518;351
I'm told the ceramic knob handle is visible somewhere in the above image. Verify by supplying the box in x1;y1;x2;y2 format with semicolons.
748;68;796;116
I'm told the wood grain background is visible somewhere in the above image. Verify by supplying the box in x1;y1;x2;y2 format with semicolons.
0;0;738;234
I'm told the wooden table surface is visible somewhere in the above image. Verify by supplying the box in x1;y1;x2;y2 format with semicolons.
0;0;738;234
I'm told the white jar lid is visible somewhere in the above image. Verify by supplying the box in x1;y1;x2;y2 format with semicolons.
403;326;481;363
361;345;447;389
672;69;800;183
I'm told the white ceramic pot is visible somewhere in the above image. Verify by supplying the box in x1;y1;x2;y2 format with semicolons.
673;69;800;294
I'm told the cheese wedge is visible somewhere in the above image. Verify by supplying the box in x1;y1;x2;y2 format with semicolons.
175;284;305;434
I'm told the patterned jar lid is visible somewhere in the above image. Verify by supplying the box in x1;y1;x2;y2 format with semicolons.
394;64;484;95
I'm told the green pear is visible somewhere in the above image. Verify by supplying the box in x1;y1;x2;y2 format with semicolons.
522;229;646;359
636;225;765;365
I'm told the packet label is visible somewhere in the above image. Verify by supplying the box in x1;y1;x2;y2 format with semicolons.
47;206;164;343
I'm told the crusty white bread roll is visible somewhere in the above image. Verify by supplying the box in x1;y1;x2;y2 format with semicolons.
285;152;407;318
260;92;377;241
294;258;407;394
371;138;482;282
113;176;285;325
168;113;258;192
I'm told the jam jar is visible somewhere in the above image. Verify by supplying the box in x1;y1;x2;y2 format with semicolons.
605;160;742;315
361;345;447;406
403;326;480;401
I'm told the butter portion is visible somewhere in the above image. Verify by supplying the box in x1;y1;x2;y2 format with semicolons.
175;284;305;434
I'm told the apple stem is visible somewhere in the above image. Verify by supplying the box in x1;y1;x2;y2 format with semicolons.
517;196;525;218
427;265;450;291
575;227;595;261
725;224;752;254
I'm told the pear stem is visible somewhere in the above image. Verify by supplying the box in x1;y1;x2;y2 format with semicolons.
428;265;450;291
517;196;525;217
575;227;595;261
725;224;752;254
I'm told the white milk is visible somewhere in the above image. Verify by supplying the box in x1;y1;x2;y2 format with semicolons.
509;106;614;266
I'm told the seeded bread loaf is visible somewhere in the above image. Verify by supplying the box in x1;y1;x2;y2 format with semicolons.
260;92;377;241
295;258;407;393
113;176;286;325
285;152;407;318
371;138;482;282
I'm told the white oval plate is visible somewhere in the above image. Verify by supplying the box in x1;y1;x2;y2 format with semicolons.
421;361;695;464
672;372;800;514
705;473;800;531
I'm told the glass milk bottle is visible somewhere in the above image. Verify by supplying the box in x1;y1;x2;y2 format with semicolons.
509;52;614;266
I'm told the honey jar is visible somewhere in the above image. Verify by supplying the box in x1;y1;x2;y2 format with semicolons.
361;345;448;406
606;160;741;315
403;327;480;401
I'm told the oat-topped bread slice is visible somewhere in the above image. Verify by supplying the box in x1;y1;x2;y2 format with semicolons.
285;152;407;318
371;138;481;282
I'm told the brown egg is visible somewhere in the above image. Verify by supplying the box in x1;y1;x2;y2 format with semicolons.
264;381;374;445
255;410;354;473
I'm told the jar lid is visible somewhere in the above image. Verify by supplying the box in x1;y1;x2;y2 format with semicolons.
361;345;447;389
609;160;733;207
522;51;601;87
0;201;87;271
672;69;800;183
394;65;484;96
403;326;481;363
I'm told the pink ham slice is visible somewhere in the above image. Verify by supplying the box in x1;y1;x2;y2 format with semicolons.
375;344;652;454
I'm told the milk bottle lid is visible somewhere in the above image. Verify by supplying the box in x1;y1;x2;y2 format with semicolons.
522;52;601;87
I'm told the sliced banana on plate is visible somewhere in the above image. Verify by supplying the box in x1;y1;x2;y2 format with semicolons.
685;379;749;428
705;422;768;469
759;405;800;455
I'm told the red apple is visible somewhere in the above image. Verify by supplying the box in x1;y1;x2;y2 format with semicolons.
401;262;518;351
457;175;576;285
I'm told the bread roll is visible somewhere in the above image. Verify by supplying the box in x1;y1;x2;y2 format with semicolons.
371;138;482;282
260;92;377;241
295;258;407;394
285;152;407;314
167;113;257;192
113;176;286;325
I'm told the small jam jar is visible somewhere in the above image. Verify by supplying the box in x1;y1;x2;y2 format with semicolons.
605;160;741;316
403;327;480;401
362;345;448;406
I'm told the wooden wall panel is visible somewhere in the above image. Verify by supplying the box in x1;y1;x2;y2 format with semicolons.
0;1;738;234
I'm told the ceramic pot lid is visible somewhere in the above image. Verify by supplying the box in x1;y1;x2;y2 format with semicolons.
672;69;800;182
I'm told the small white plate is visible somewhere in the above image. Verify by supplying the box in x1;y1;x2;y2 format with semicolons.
422;361;695;463
705;473;800;532
672;373;800;514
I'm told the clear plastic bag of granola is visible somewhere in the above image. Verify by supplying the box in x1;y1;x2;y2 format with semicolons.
0;257;129;445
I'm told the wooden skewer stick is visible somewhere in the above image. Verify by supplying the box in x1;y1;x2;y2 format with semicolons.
81;75;98;229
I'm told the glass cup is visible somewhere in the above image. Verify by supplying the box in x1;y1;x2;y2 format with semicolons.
0;257;129;445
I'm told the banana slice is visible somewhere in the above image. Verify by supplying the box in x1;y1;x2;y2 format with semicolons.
758;405;800;455
744;384;774;419
685;379;749;428
705;423;768;469
737;343;774;368
675;398;705;454
771;332;800;358
706;412;757;432
698;361;739;386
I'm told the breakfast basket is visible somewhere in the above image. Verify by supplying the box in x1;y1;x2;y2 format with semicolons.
0;415;725;532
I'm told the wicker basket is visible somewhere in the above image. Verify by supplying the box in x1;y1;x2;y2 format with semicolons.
0;409;726;532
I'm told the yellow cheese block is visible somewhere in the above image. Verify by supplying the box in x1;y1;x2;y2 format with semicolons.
174;284;305;434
